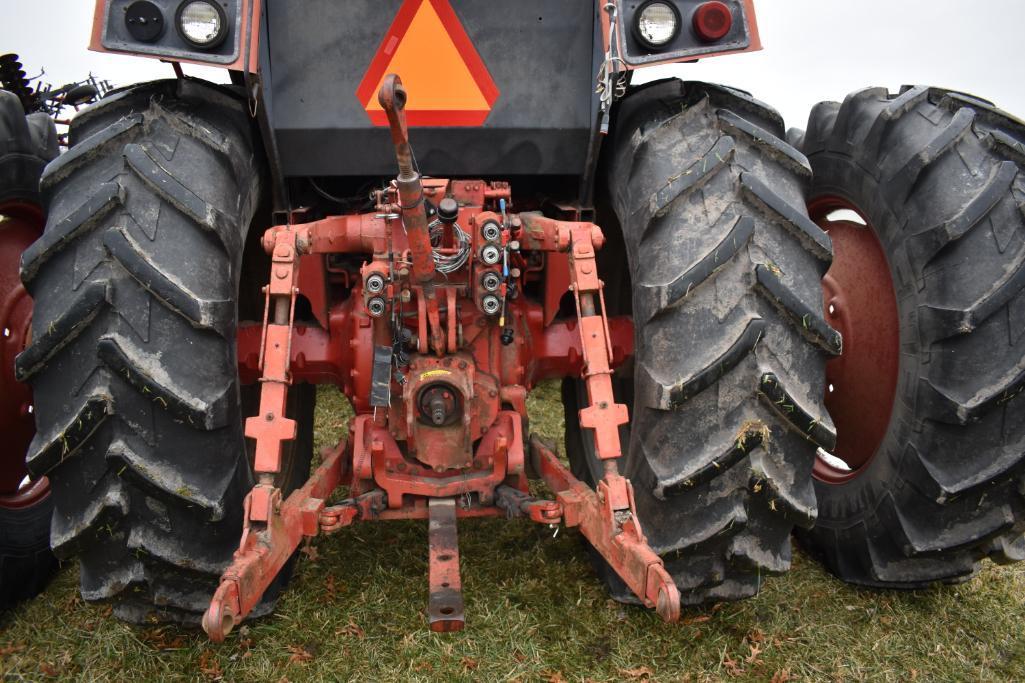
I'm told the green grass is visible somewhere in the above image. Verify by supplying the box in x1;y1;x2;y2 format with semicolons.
2;382;1023;681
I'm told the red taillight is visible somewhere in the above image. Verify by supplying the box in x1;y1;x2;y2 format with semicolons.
693;1;733;42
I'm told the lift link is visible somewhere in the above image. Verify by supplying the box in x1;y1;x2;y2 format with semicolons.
531;437;681;623
202;437;347;642
202;223;338;642
521;215;681;623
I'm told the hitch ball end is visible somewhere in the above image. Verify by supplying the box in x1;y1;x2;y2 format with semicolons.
202;604;236;643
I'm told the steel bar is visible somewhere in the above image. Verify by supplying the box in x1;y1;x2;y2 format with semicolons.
427;498;465;632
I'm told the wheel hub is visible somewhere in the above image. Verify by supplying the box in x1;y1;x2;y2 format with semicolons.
809;197;900;484
0;201;48;508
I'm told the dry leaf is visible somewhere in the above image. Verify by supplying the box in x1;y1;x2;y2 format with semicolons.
746;643;763;665
198;650;224;680
723;655;744;677
287;644;315;665
747;628;765;643
770;668;794;683
39;662;58;677
461;656;479;671
143;627;186;651
325;575;338;601
336;621;365;639
300;543;319;562
620;665;655;679
682;615;711;625
0;644;26;656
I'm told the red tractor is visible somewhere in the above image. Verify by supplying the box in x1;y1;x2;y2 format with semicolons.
3;0;1023;637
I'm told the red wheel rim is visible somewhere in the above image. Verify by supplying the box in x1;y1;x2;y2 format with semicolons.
0;200;49;508
809;197;900;484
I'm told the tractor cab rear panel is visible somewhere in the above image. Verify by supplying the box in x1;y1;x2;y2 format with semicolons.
262;0;602;178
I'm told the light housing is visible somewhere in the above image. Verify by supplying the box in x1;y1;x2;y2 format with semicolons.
692;1;734;42
124;1;165;43
633;1;682;50
175;0;228;49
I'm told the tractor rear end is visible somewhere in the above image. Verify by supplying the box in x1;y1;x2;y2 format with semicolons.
7;0;1025;639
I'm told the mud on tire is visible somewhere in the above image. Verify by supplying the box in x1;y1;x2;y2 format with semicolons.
17;79;312;622
797;86;1025;586
567;80;836;605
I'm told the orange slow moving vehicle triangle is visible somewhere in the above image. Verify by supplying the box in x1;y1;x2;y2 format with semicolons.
356;0;500;126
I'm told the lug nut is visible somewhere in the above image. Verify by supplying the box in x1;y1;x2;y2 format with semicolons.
481;272;501;292
481;221;501;242
481;295;501;315
365;273;385;293
480;244;501;265
367;297;387;317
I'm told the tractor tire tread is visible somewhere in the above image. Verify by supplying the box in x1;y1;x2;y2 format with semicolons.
798;85;1025;588
20;79;268;621
598;79;832;604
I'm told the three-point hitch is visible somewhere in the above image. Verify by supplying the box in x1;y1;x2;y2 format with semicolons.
202;75;679;641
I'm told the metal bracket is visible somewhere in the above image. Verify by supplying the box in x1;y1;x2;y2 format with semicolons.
202;439;347;641
531;436;680;623
202;222;329;642
514;214;681;623
428;498;465;632
495;484;562;525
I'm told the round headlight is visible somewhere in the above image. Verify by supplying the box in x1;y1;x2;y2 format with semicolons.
634;1;681;50
176;1;228;49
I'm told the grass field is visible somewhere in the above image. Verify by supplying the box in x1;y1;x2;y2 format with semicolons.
1;383;1023;681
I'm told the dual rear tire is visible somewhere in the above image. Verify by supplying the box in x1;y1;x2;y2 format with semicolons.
567;80;1025;605
0;90;59;607
18;79;313;622
569;80;837;604
796;86;1025;585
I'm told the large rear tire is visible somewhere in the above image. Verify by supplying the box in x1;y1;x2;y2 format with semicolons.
796;86;1025;586
17;79;312;623
569;80;836;605
0;89;59;607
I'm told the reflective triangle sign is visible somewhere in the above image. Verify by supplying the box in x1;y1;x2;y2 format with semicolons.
356;0;499;126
